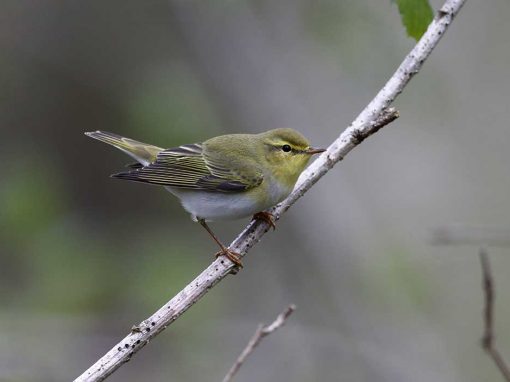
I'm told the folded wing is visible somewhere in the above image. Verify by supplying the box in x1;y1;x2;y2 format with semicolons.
112;143;263;193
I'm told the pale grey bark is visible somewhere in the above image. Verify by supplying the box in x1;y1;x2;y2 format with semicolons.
75;1;467;380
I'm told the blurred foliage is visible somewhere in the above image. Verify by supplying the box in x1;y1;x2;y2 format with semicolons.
361;247;431;314
125;62;223;144
305;2;399;77
392;0;434;40
0;157;65;244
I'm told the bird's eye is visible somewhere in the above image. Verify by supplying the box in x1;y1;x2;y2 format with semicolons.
282;144;292;152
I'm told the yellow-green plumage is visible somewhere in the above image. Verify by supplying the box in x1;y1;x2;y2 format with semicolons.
85;128;324;221
85;131;162;166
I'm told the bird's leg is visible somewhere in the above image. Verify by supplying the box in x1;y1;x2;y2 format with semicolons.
198;219;243;268
252;211;276;230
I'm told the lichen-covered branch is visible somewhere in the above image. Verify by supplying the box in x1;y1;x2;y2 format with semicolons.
74;1;467;380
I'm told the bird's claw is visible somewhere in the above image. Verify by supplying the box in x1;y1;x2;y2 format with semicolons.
253;211;276;230
215;248;243;268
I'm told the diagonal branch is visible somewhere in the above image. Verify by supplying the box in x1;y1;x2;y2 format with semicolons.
74;1;467;380
222;304;296;382
479;249;510;381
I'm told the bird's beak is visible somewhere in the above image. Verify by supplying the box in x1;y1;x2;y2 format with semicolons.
305;147;326;155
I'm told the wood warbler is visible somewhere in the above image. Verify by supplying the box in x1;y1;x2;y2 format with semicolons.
85;128;325;267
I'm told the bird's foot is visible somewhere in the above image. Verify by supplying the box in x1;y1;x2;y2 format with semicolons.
215;248;243;268
253;211;276;230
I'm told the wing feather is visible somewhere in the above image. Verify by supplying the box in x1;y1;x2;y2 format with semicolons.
112;143;263;192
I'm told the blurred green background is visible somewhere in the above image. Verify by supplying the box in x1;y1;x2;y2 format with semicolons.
1;0;509;381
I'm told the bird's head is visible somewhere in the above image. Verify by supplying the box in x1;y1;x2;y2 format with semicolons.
259;128;325;186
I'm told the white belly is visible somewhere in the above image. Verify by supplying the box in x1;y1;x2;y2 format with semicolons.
166;179;292;221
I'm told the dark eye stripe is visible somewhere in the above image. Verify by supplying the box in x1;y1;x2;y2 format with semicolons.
265;143;305;153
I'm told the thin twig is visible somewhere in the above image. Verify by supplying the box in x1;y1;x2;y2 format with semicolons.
222;304;296;382
74;1;466;380
479;249;510;381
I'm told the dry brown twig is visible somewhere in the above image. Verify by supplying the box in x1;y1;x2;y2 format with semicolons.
479;249;510;381
222;304;296;382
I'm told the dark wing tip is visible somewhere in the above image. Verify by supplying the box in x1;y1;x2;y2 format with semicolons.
110;169;165;186
196;175;248;192
125;162;144;169
216;181;248;192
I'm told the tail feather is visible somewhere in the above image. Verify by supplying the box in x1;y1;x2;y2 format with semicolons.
85;131;163;166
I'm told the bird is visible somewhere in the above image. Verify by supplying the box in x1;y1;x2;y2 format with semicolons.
85;128;325;267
